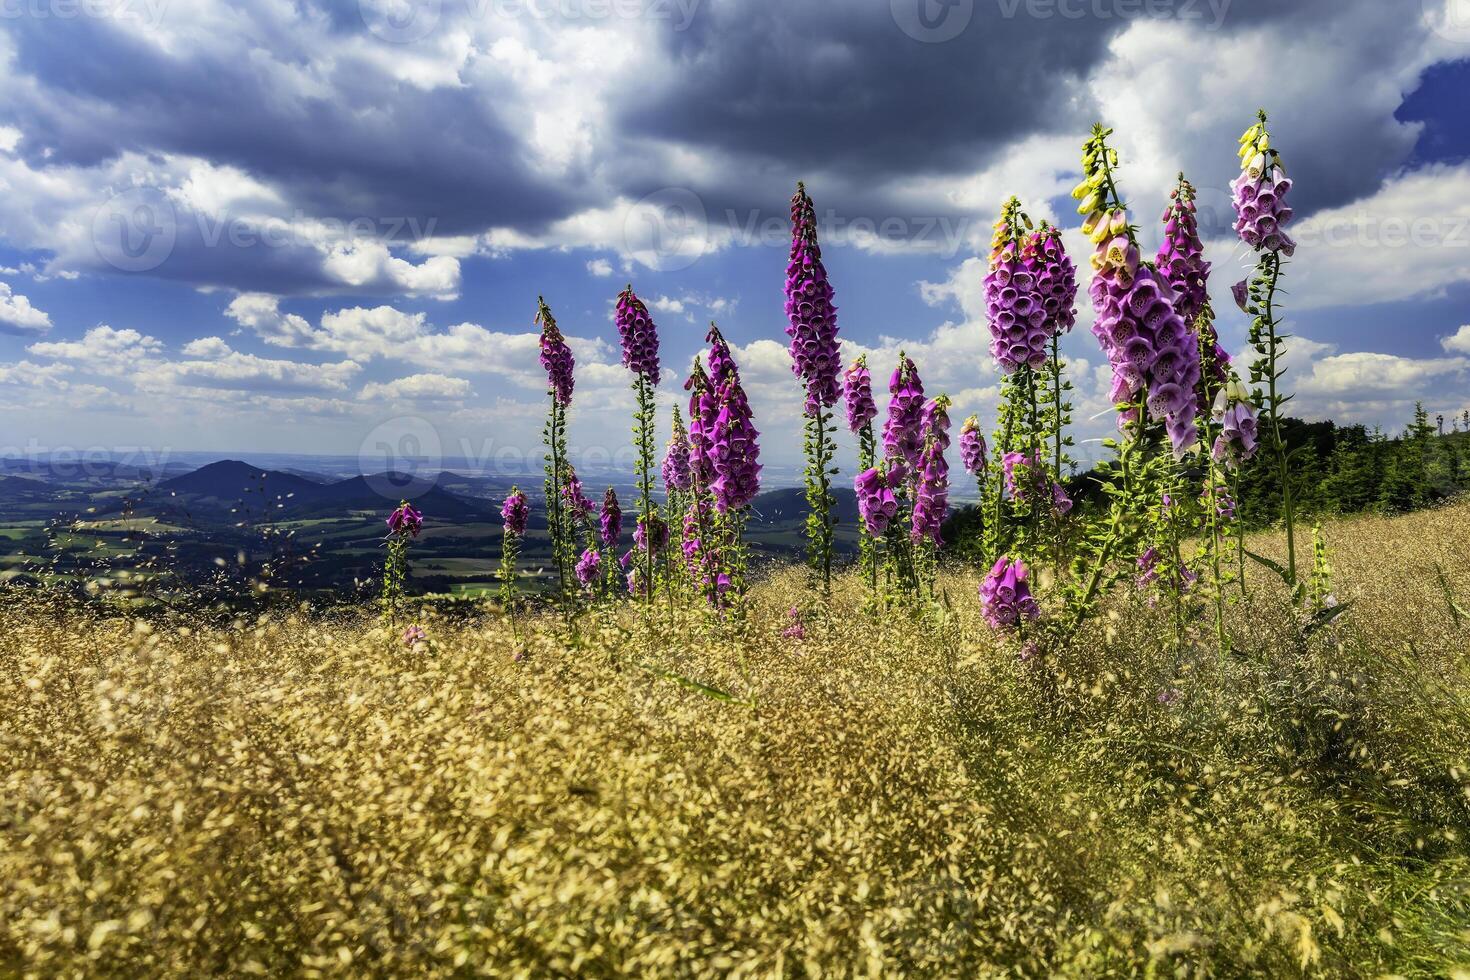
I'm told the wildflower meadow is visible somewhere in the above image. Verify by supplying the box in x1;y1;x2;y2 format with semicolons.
3;114;1470;977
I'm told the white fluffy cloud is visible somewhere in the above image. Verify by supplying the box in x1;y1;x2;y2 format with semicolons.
0;282;51;335
1439;324;1470;355
359;373;474;402
28;325;162;373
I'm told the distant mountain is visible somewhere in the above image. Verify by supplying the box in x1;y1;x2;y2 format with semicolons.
157;460;488;519
160;460;323;499
747;487;861;526
299;474;487;519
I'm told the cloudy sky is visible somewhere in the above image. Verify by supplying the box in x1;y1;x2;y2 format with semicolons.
0;0;1467;477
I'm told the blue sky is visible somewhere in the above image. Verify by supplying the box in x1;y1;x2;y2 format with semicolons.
0;0;1467;478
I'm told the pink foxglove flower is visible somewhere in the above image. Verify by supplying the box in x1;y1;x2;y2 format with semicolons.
386;501;423;538
1027;223;1077;336
959;415;987;475
1088;246;1202;457
882;353;925;480
854;466;899;536
561;464;593;524
911;396;951;546
979;556;1040;631
843;355;877;433
500;489;528;536
1231;120;1296;256
599;488;621;549
784;182;842;414
705;324;762;513
575;547;601;589
615;285;661;380
536;297;575;406
662;409;692;493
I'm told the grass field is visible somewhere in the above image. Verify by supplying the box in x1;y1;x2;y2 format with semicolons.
2;503;1468;976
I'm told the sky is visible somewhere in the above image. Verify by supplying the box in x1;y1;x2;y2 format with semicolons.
0;0;1467;481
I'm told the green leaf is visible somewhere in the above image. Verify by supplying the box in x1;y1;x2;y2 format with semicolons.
1435;563;1467;627
1243;547;1295;587
1303;600;1352;638
634;661;748;705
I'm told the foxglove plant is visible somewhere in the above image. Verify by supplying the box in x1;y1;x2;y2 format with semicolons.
785;183;842;592
979;556;1040;632
616;285;661;605
662;406;693;597
1064;124;1194;631
536;297;575;595
845;356;880;595
911;395;951;556
600;487;622;594
985;202;1078;579
706;324;762;515
499;487;528;607
854;466;899;536
575;547;601;591
878;354;926;598
1234;109;1302;586
381;500;422;624
1031;222;1078;513
882;353;926;481
1210;380;1260;470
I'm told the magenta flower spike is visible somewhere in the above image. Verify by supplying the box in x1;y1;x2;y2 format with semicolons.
662;409;693;494
979;556;1040;631
985;199;1051;375
1159;174;1229;389
911;395;951;546
854;466;898;536
385;500;423;539
1231;124;1297;256
843;355;877;434
599;487;621;549
500;488;529;536
784;182;842;414
536;296;575;407
959;415;987;476
684;361;719;491
1088;255;1203;457
705;323;762;513
882;353;926;480
615;285;661;381
575;547;601;589
1027;223;1078;336
561;463;593;524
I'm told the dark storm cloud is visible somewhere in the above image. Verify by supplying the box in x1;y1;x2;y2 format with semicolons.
0;0;1451;296
1;8;584;236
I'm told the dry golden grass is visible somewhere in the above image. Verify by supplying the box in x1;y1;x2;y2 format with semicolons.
3;502;1469;976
